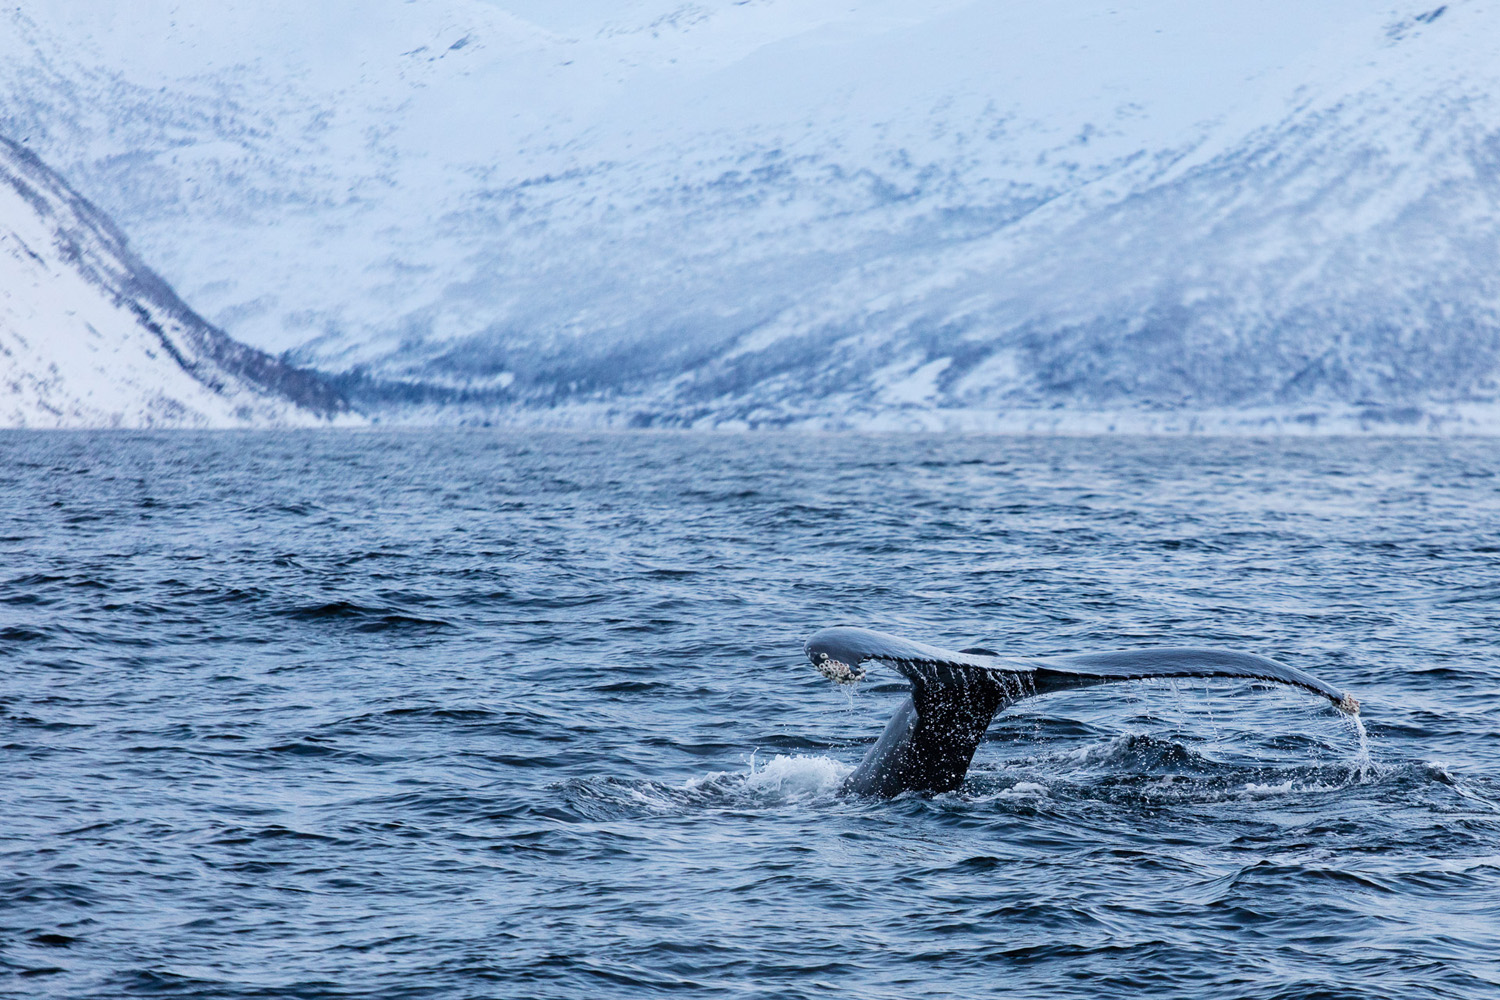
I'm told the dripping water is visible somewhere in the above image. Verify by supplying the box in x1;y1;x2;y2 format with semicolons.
1346;710;1375;782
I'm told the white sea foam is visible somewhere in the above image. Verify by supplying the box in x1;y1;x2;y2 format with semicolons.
741;753;852;800
1240;779;1344;798
683;752;852;805
997;781;1050;799
1241;779;1300;797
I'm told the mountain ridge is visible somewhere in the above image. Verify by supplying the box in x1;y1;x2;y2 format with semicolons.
4;1;1498;431
1;134;350;428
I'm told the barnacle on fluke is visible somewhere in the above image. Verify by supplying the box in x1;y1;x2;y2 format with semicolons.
811;651;866;685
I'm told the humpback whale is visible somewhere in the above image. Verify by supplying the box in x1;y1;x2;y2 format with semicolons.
805;626;1360;797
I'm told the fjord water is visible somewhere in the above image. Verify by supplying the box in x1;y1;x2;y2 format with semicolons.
2;431;1498;999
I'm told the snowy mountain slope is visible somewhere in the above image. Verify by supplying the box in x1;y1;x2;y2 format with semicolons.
0;135;349;428
3;1;1499;429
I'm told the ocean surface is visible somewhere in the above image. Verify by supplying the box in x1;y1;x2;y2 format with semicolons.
2;431;1498;1000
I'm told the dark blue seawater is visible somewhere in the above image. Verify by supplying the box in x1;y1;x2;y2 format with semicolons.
2;431;1499;999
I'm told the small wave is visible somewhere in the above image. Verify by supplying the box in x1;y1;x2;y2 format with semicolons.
337;549;412;564
5;573;65;587
240;500;322;516
273;600;452;631
200;586;267;605
1440;585;1500;604
1240;778;1343;797
0;876;102;906
208;824;341;846
960;724;1425;809
967;763;1374;810
591;680;670;693
276;600;379;620
326;705;499;736
996;780;1050;800
1053;732;1216;771
354;615;453;633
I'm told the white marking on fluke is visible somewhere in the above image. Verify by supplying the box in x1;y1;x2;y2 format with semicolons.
811;652;866;685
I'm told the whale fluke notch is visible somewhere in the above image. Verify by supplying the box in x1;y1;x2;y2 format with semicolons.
804;626;1359;797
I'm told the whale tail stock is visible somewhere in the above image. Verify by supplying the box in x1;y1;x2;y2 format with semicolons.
804;626;1360;797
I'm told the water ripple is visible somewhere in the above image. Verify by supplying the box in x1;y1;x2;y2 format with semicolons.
1;431;1498;998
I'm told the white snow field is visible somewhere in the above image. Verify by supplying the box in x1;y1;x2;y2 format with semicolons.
3;1;1499;430
0;137;349;427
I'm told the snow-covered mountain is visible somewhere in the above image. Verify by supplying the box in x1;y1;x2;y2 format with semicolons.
4;1;1499;430
0;135;348;428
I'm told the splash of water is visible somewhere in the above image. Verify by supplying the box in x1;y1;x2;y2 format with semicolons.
739;753;851;800
1345;712;1374;783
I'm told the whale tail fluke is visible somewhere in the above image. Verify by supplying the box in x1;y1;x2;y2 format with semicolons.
804;626;1359;797
1030;647;1356;711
